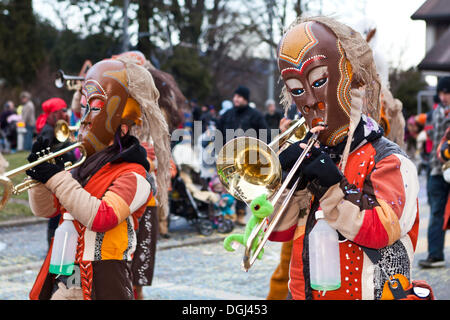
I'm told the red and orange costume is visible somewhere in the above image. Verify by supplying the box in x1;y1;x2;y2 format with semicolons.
27;57;171;300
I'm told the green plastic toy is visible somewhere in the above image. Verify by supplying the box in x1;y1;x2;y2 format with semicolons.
223;194;274;260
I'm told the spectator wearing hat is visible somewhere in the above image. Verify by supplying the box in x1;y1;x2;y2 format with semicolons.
20;91;36;151
419;77;450;268
215;85;269;225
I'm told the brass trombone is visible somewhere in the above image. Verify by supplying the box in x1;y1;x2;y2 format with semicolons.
55;69;85;91
0;121;86;211
216;117;318;271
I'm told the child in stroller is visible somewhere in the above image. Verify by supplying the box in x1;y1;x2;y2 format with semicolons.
169;164;234;236
209;176;235;234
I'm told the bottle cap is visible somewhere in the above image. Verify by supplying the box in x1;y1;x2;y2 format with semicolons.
63;213;74;220
315;210;325;220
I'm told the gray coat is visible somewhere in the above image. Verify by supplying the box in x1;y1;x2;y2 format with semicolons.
22;100;36;126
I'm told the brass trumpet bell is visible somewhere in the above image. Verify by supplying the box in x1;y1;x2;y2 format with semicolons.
54;119;78;143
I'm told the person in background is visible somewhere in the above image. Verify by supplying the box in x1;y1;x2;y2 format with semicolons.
199;104;213;133
437;127;450;233
215;85;269;226
0;101;16;152
20;91;36;151
418;77;450;268
264;99;283;132
191;99;202;123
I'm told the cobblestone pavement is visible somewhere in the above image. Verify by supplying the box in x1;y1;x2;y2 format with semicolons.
0;219;281;300
0;173;449;300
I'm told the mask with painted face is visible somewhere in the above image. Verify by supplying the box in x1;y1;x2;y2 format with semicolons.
78;55;173;222
278;17;381;150
78;60;141;157
278;21;354;146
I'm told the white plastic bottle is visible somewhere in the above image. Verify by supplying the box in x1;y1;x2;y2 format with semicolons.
308;209;341;291
49;213;78;276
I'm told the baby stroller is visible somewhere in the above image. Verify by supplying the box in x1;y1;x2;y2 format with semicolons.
170;129;234;235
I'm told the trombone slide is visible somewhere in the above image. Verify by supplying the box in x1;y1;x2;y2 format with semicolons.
242;132;319;271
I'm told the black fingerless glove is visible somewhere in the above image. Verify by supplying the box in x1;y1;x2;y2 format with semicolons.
303;152;343;191
26;137;65;184
28;137;50;163
26;162;64;184
278;132;325;190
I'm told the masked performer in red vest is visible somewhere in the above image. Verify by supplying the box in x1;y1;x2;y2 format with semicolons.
27;57;171;300
270;16;424;300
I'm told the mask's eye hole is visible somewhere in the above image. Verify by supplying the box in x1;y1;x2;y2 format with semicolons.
312;77;327;88
302;105;311;114
290;88;305;96
89;99;105;111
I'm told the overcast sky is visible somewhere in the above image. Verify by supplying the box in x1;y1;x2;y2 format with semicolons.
338;0;426;71
33;0;427;72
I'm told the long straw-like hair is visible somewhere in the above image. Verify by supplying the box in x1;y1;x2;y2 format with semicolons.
116;56;172;219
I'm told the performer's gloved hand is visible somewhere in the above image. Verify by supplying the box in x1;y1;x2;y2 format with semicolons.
26;137;65;184
303;152;343;188
27;136;50;163
278;131;325;190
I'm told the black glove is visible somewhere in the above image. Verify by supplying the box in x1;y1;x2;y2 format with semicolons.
28;137;50;163
303;152;343;188
26;137;65;184
278;132;325;190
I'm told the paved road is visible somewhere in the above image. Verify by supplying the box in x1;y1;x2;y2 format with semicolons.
0;173;449;300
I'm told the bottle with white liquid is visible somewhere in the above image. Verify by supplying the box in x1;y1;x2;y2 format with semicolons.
308;209;341;291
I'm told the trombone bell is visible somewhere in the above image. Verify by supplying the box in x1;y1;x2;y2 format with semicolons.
216;137;281;203
216;117;307;203
216;117;318;271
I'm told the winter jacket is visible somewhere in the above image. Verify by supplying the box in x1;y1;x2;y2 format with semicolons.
216;105;270;146
22;100;36;126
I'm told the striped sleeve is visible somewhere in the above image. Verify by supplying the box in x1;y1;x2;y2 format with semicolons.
45;169;151;233
319;153;419;249
92;171;151;232
28;183;59;218
268;188;311;242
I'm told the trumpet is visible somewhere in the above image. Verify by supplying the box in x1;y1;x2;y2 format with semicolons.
0;121;87;211
54;119;79;143
55;69;85;91
216;117;318;271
